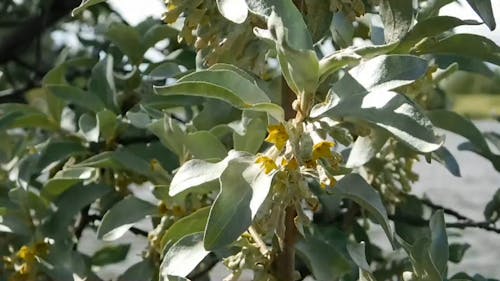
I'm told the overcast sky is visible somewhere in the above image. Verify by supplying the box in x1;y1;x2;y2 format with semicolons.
108;0;500;44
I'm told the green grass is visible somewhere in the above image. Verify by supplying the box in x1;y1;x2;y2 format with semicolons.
451;93;500;119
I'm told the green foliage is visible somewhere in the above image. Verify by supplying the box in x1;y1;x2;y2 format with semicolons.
1;0;499;281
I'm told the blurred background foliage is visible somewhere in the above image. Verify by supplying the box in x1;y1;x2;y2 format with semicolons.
0;0;499;280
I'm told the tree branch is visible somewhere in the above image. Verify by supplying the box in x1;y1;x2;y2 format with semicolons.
389;214;500;234
0;0;80;65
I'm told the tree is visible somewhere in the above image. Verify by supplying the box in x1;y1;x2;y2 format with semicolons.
0;0;499;280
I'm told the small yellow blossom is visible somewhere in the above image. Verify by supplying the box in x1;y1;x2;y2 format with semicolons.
312;141;335;162
17;246;35;262
265;124;289;151
281;157;299;171
255;156;278;174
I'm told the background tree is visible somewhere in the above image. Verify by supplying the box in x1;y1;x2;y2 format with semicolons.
0;0;499;281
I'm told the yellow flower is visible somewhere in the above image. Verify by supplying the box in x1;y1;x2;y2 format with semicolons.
255;156;278;174
281;157;299;171
312;141;335;162
265;124;288;151
17;246;35;262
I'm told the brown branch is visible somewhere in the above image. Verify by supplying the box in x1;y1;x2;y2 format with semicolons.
388;214;500;234
419;198;469;221
274;206;298;280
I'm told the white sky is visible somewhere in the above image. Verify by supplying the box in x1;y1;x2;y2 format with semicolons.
108;0;500;44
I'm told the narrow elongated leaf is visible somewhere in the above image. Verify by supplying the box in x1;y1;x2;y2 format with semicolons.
429;210;448;275
250;0;318;95
332;174;393;246
428;110;500;171
106;23;143;65
97;196;157;241
43;184;112;238
204;156;274;250
296;226;353;281
178;69;269;104
348;55;428;92
161;207;211;251
413;34;500;65
379;0;413;42
347;130;388;168
431;146;461;177
465;0;496;30
313;89;441;153
395;16;482;53
118;259;155;281
185;131;227;160
217;0;248;24
155;70;284;121
169;151;247;196
42;167;97;199
91;244;130;266
160;232;209;280
48;85;105;112
347;242;377;281
89;57;117;111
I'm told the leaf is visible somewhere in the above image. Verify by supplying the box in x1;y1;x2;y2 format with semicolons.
465;0;496;30
118;259;155;281
155;69;284;121
106;23;143;65
47;85;106;112
216;0;249;24
296;226;353;281
185;131;227;160
37;140;87;170
204;156;274;250
347;242;377;281
428;110;500;171
379;0;413;42
348;55;429;92
0;104;57;130
89;56;117;111
161;207;211;251
78;113;99;142
232;112;267;154
148;115;186;158
142;25;179;50
97;109;117;141
169;151;247;196
148;62;182;79
304;0;332;42
43;184;112;238
97;196;158;241
251;0;318;96
431;146;461;177
429;210;448;275
42;167;97;200
313;88;442;153
484;188;500;223
413;34;500;65
160;232;210;280
395;16;482;53
91;244;130;266
448;243;470;263
332;174;393;246
72;0;106;16
330;12;354;48
346;129;388;168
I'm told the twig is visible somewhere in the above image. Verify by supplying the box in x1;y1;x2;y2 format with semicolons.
420;198;469;221
388;214;500;234
129;227;149;237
